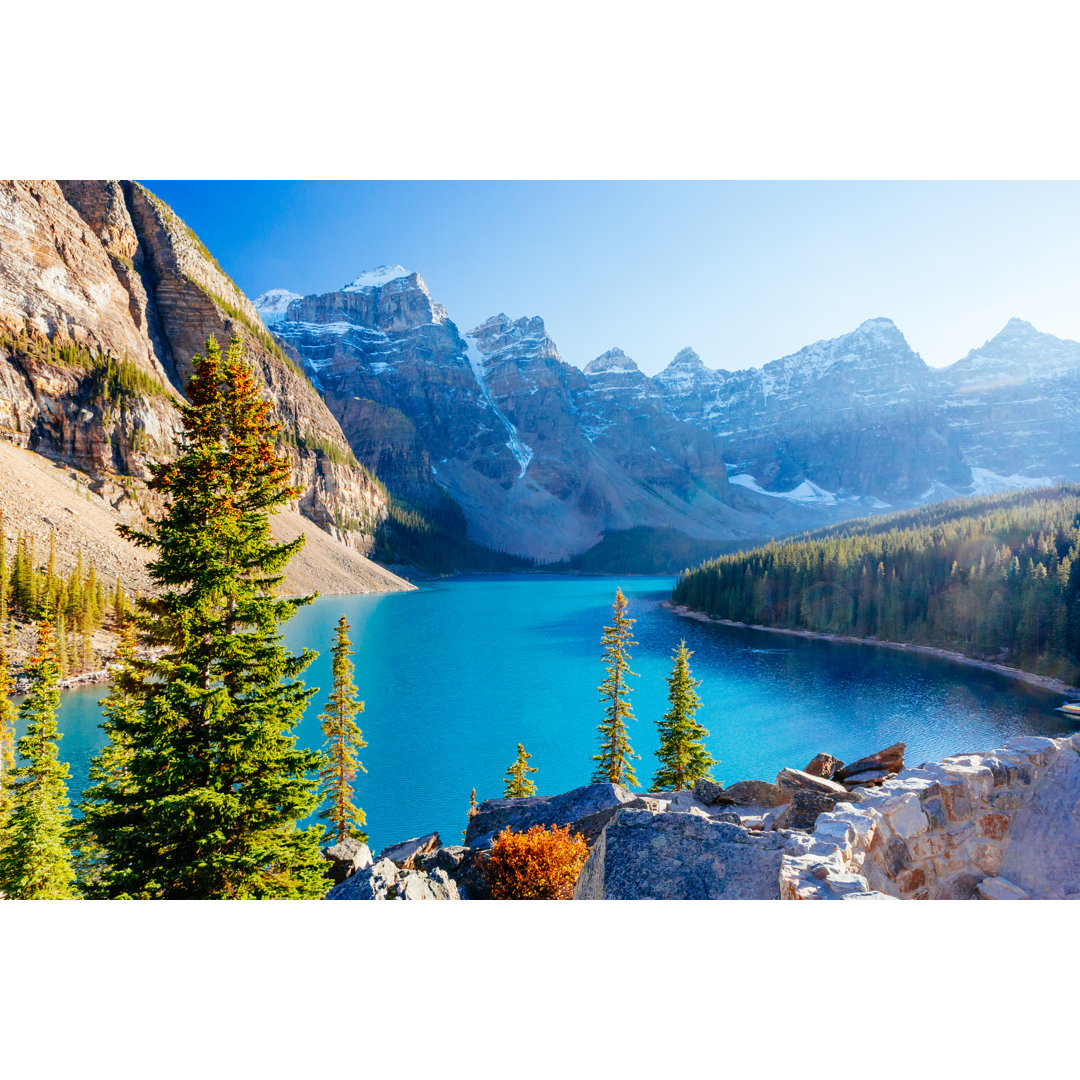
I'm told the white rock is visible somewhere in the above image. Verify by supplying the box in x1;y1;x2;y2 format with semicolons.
976;877;1030;900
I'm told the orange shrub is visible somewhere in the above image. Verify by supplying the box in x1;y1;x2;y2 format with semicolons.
485;824;590;900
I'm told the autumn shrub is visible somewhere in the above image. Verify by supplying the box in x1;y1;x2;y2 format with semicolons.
485;824;589;900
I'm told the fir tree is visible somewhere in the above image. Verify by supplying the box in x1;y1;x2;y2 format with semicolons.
317;615;367;845
592;587;640;787
83;335;327;899
652;640;715;791
0;641;16;834
462;787;478;842
0;512;8;627
0;614;78;899
504;743;538;798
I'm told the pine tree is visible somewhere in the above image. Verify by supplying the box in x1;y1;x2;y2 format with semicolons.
79;618;141;894
462;787;478;842
0;641;16;835
592;587;640;787
652;640;715;791
317;615;367;845
504;743;538;798
0;614;78;899
83;335;327;899
0;512;8;627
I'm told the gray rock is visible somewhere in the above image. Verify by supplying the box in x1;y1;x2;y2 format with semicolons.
378;832;441;869
325;857;460;900
464;783;636;846
715;779;790;808
692;777;726;805
451;847;493;900
834;743;905;784
976;876;1030;900
325;858;401;900
573;809;789;899
412;845;470;875
771;789;836;831
932;872;985;900
321;837;374;885
776;767;851;798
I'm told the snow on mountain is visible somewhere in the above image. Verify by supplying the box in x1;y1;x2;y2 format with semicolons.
461;330;533;477
253;288;301;324
343;265;413;291
964;468;1056;497
728;473;841;506
584;348;639;375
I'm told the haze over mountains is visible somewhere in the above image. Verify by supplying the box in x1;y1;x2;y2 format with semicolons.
256;265;1077;560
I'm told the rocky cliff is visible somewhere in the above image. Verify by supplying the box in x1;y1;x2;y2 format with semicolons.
0;180;389;550
261;273;756;561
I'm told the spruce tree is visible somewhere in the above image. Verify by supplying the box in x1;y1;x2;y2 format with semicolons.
84;335;327;899
462;787;478;842
504;743;538;798
317;615;367;845
592;587;640;787
0;641;16;835
0;614;78;899
0;511;8;627
652;640;715;791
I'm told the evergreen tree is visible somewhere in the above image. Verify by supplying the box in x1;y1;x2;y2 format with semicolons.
83;335;327;899
592;587;640;787
0;512;8;627
317;615;367;845
0;641;16;835
652;640;715;791
462;787;478;842
0;614;78;899
504;743;538;798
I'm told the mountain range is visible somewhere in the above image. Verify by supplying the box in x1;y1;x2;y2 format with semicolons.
2;180;1076;578
255;266;1077;561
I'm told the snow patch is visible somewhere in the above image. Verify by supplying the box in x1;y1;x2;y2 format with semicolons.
965;468;1056;497
462;335;534;477
343;265;412;291
729;474;840;506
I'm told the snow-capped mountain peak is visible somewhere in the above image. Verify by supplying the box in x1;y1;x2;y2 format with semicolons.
253;288;301;324
584;348;639;375
343;265;413;291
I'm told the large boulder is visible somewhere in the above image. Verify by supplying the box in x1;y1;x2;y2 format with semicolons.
464;784;637;846
574;809;790;899
325;857;460;900
803;753;843;779
771;789;836;831
835;743;905;786
378;832;441;869
692;778;726;805
412;845;470;876
715;780;789;808
777;768;858;801
321;837;373;885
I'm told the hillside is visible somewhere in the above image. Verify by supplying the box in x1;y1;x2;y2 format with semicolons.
670;485;1080;684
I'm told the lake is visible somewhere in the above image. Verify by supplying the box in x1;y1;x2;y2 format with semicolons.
25;574;1078;853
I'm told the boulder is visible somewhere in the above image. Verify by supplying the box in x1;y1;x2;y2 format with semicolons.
325;857;460;900
715;779;790;808
771;789;837;831
976;877;1030;900
803;753;843;779
692;777;726;805
573;809;789;899
776;768;853;799
378;832;441;869
464;783;636;846
451;847;493;900
325;858;401;900
321;837;373;885
835;743;906;785
412;845;470;876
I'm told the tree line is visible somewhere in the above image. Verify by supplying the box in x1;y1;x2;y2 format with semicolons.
670;484;1080;683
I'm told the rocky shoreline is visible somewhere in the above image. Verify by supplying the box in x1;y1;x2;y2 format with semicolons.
663;602;1080;697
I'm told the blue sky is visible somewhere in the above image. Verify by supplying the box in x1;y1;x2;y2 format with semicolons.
145;180;1080;375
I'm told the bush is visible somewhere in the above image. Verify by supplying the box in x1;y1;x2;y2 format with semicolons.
485;824;589;900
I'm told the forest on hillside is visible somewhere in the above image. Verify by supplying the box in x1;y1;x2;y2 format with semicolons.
670;486;1080;683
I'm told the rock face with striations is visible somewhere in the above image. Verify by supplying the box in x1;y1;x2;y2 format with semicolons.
0;180;389;552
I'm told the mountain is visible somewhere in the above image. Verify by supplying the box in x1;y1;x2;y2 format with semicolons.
0;181;405;593
259;276;751;562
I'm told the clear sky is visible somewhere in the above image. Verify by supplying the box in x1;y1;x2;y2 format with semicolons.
144;180;1080;376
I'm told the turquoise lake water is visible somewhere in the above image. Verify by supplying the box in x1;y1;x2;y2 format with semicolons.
21;574;1078;853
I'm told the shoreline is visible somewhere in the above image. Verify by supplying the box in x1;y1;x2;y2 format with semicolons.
663;602;1080;697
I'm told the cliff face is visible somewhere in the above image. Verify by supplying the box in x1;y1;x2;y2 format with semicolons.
0;180;387;548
